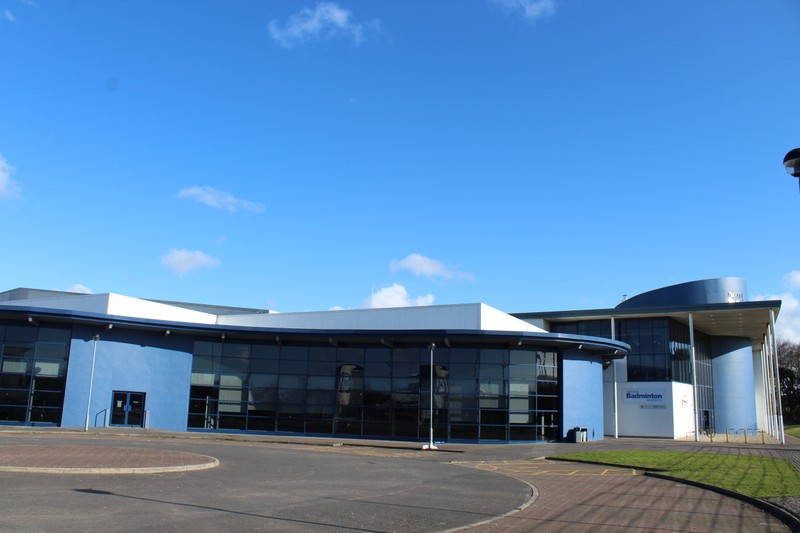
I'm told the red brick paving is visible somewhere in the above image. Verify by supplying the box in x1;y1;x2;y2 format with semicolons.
0;445;218;473
455;459;789;532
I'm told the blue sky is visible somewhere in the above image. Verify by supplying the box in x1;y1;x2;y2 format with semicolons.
2;1;800;338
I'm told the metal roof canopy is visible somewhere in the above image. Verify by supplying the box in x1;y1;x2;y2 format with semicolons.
514;300;782;352
0;304;629;361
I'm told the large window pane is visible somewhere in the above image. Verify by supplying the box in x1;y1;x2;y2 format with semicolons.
37;327;71;343
308;360;336;375
223;343;250;358
251;344;279;359
34;360;66;377
250;359;278;373
35;344;68;359
279;359;307;375
5;326;37;342
309;347;336;361
3;343;34;358
2;358;31;373
307;376;335;390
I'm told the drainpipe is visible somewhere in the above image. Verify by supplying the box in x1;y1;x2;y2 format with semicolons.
84;334;100;432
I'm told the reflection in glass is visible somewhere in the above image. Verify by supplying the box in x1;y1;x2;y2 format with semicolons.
187;340;562;442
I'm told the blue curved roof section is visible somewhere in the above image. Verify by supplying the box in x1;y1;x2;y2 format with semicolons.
615;278;748;309
0;303;629;358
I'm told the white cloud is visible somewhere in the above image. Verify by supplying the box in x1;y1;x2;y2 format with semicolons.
0;154;21;200
361;283;434;309
268;2;378;48
3;9;16;23
390;253;475;281
493;0;556;22
784;271;800;291
177;186;265;214
754;271;800;343
67;283;93;294
161;249;221;275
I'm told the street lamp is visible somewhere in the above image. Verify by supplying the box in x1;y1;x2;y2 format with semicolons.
784;148;800;191
422;342;438;451
84;334;100;432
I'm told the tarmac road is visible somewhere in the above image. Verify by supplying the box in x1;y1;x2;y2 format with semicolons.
0;430;794;532
0;434;530;533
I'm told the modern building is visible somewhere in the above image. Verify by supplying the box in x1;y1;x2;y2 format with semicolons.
0;278;784;443
516;278;784;441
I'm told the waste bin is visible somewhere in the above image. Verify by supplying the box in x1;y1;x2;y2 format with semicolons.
579;427;588;442
566;428;576;443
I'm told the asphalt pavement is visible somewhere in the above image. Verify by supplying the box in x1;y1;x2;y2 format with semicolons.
0;427;795;532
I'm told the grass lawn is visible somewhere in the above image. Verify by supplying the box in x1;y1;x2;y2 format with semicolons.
549;450;800;498
785;424;800;439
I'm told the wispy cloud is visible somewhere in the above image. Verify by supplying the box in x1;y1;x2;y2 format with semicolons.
492;0;556;22
2;9;16;23
0;154;22;200
161;249;221;275
361;283;434;309
268;2;378;48
390;253;475;281
67;283;93;294
754;271;800;343
177;185;265;214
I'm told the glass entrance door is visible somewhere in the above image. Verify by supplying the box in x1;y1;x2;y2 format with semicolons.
110;391;146;427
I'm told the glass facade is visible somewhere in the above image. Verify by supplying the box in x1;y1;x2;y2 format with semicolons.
552;317;715;428
617;319;671;381
0;321;71;425
188;340;561;442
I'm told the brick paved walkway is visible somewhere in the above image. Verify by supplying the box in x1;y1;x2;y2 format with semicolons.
452;459;789;532
0;445;218;474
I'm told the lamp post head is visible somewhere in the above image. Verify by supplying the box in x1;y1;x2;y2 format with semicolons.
784;148;800;179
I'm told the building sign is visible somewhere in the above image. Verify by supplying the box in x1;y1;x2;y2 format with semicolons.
727;291;744;303
623;388;667;410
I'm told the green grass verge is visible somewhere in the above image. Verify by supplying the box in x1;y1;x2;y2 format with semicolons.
550;450;800;498
785;425;800;439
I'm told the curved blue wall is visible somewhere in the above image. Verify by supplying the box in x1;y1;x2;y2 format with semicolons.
711;336;756;432
561;350;604;441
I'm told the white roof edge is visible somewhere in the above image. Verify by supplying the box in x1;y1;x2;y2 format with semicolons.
0;290;545;333
219;303;546;333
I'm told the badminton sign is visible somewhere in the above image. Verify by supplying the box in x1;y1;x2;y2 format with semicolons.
623;388;667;410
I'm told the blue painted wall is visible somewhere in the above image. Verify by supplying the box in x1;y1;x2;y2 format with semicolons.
561;350;604;441
62;325;194;430
711;336;757;432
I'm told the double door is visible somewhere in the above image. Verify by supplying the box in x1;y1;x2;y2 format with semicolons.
110;391;146;427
